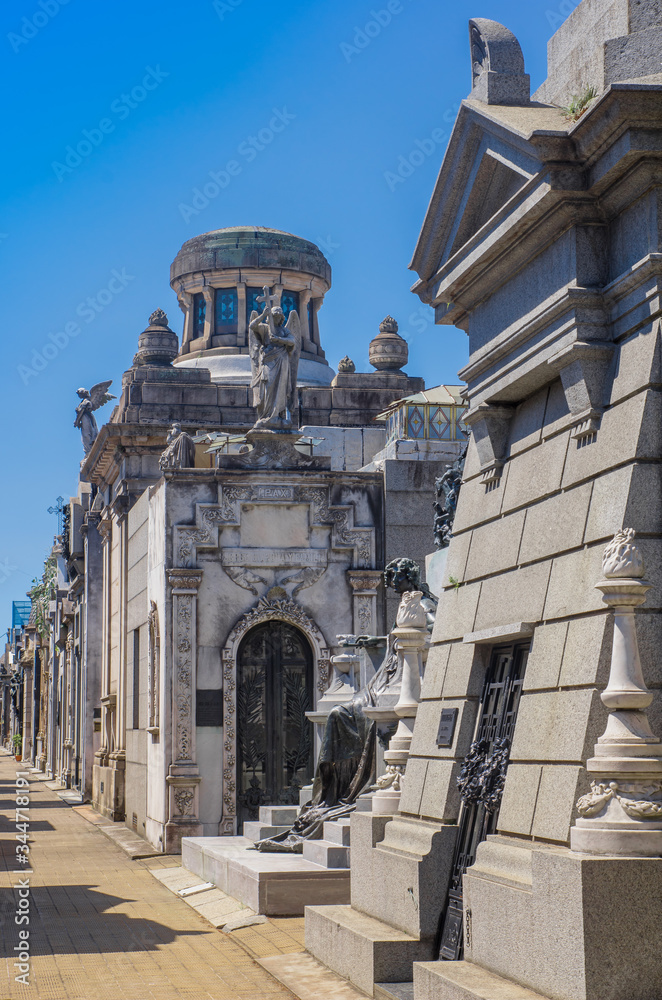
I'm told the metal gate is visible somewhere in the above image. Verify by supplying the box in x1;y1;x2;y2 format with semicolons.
438;641;530;961
236;621;314;825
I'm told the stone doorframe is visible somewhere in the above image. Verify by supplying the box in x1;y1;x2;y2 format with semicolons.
219;597;330;835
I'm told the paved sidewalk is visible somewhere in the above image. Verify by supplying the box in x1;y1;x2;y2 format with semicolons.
0;754;294;1000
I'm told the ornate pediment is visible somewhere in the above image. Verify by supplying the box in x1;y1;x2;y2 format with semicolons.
447;150;529;259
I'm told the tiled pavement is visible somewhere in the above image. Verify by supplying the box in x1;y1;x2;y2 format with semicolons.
0;753;295;1000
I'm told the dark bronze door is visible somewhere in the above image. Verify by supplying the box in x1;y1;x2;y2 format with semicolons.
438;641;530;961
236;621;314;824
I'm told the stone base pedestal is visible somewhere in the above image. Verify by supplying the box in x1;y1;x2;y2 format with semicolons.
92;761;125;822
451;834;662;1000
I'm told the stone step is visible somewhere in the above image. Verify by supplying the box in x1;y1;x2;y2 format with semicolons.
258;805;298;826
242;822;290;842
299;783;314;807
413;960;551;1000
375;983;414;1000
303;839;350;868
306;903;433;997
323;818;351;845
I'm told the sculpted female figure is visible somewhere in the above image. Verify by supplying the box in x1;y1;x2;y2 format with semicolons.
248;286;302;432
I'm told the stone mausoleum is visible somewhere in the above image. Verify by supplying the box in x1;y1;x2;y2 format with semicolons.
5;225;465;859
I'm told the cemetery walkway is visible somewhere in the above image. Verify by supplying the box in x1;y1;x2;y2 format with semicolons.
0;752;294;1000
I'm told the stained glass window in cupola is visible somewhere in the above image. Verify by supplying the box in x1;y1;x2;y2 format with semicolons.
215;288;238;334
429;405;453;440
246;287;264;324
281;290;300;320
193;293;206;339
407;405;426;439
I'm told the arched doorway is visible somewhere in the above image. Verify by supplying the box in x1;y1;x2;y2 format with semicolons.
236;621;314;825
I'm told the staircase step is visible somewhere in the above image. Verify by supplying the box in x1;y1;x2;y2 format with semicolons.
323;819;351;845
375;984;414;1000
242;822;290;842
303;839;350;868
258;805;298;826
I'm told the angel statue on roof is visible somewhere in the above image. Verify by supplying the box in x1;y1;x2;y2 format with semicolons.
248;285;301;432
74;381;116;456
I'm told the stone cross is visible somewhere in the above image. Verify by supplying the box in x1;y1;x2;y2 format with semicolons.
48;496;65;534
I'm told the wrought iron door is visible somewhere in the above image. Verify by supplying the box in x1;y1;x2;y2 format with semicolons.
236;621;314;824
438;641;529;961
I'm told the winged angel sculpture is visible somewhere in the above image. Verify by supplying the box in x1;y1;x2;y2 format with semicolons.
74;381;116;456
248;286;301;432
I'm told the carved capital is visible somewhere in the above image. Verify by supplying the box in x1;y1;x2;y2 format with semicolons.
347;570;382;594
167;569;203;593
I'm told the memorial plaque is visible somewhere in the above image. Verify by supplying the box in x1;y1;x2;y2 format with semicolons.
436;707;458;747
196;689;223;727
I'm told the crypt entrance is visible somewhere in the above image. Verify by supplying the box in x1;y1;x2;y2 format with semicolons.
236;621;314;825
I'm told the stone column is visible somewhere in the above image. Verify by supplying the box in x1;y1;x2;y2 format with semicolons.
347;571;383;637
236;282;247;347
571;528;662;855
61;633;74;789
165;568;204;852
372;592;429;815
310;297;321;348
299;288;312;344
177;291;193;353
202;285;214;349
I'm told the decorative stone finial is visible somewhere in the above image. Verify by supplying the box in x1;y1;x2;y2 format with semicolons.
602;527;645;578
149;308;169;328
133;309;179;368
369;315;408;372
337;355;356;374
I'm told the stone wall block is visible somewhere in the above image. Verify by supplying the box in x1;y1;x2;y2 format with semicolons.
497;763;542;837
609;322;662;407
522;620;568;691
519;483;592;565
441;641;488;699
452;467;508;533
541;377;570;439
561;391;651;490
530;764;584;844
464;509;526;581
410;698;479;764
582;464;633;544
418;758;461;822
558;612;611;687
440;530;472;589
634;612;662;688
432;581;481;643
506;386;548;458
510;688;604;762
419;642;451;700
397;757;427;816
473;562;551;633
501;431;568;515
543;545;605;620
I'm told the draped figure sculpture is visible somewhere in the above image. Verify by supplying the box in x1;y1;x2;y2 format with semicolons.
74;382;116;456
248;285;302;433
254;557;436;852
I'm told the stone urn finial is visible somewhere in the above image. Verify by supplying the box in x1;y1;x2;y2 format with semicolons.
149;308;169;328
369;315;408;372
337;355;356;374
133;309;178;368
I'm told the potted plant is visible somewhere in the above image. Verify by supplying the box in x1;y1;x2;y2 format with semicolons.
12;734;23;761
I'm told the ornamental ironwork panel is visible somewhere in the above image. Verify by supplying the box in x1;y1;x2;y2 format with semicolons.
236;621;314;823
438;641;529;962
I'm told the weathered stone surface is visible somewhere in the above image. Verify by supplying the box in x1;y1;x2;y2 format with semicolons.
501;432;569;514
452;465;508;533
419;642;451;700
542;545;605;620
519;483;592;564
497;764;542;837
432;582;481;643
557;613;611;688
440;641;486;699
473;562;551;633
464;509;526;581
522;620;568;691
530;765;583;843
507;385;547;457
510;688;604;763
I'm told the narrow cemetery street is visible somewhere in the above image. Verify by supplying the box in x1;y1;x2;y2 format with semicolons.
0;753;296;1000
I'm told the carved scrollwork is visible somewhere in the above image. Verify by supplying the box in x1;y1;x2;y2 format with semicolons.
295;486;373;566
173;788;195;816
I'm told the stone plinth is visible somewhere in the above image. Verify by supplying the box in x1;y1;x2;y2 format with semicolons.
181;836;350;916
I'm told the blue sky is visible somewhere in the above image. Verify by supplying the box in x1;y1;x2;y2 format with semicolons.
0;0;568;627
